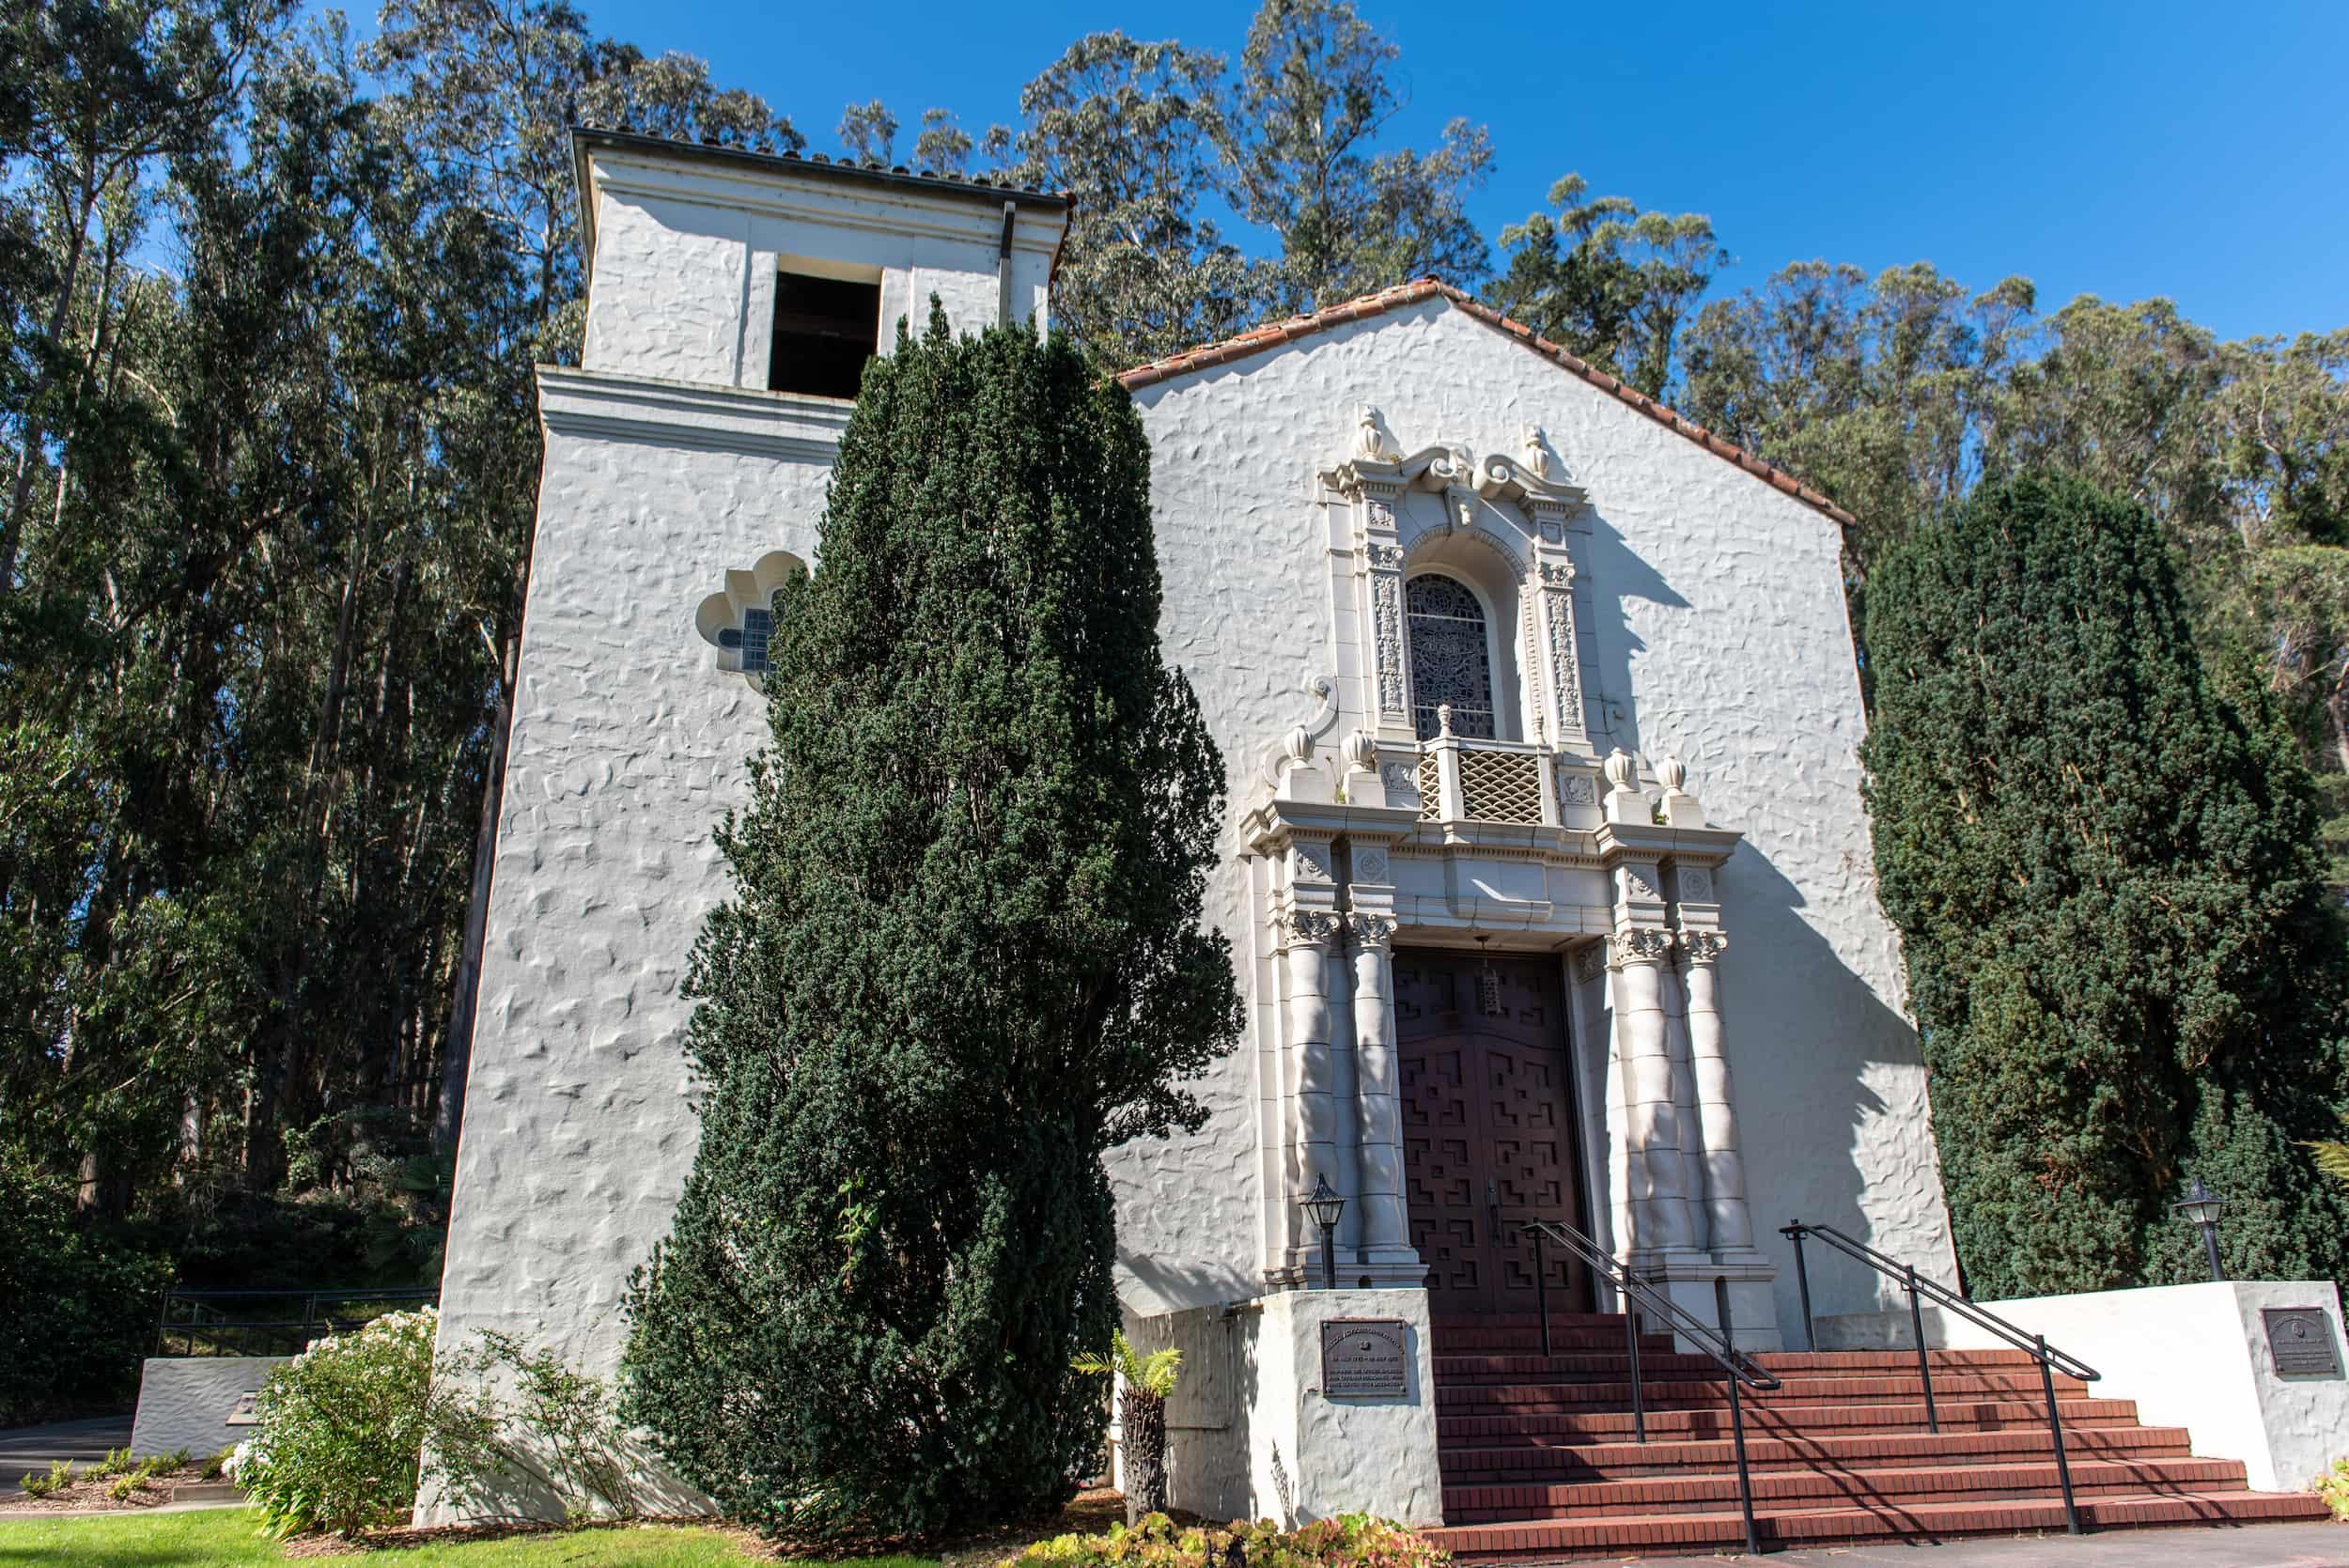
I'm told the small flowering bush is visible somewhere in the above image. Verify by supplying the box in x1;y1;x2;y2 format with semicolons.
1014;1513;1447;1568
231;1307;493;1539
2318;1455;2349;1519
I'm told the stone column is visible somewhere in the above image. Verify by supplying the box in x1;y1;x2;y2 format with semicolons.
1679;930;1755;1252
1344;910;1415;1270
1277;908;1341;1280
1610;927;1700;1253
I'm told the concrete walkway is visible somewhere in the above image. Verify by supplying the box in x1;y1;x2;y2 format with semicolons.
0;1415;132;1477
1629;1519;2348;1566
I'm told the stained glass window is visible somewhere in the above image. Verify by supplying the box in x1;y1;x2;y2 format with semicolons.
1406;574;1496;740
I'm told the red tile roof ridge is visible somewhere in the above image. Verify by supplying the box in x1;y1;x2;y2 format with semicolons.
1116;276;1858;531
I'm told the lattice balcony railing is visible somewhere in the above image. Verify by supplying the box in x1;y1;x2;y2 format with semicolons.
1410;737;1553;826
1455;745;1544;824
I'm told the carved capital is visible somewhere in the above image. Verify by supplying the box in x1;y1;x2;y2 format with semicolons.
1364;542;1404;569
1613;926;1676;966
1538;559;1577;586
1342;911;1396;950
1275;908;1341;949
1679;930;1728;965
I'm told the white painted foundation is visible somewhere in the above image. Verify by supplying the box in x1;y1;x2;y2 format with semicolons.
1817;1280;2349;1492
1124;1289;1442;1527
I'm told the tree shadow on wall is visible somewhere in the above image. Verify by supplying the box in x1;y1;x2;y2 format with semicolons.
1575;505;1949;1328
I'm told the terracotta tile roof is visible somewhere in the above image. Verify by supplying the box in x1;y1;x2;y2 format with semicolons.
1116;277;1858;530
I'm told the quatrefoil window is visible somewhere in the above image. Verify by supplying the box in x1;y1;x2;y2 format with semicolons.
694;550;807;683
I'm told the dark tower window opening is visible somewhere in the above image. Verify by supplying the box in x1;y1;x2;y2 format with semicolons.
769;271;880;398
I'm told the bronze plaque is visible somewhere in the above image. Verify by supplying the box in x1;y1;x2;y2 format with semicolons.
2263;1308;2342;1377
1320;1317;1408;1397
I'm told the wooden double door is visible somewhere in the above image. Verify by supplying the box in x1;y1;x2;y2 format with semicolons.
1395;948;1593;1316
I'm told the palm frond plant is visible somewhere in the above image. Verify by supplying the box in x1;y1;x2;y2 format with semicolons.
1074;1330;1182;1523
2305;1115;2349;1185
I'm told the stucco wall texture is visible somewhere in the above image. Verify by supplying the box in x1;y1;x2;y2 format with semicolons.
434;147;1957;1522
129;1357;285;1459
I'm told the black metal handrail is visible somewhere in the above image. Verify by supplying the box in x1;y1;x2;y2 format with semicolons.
154;1288;438;1358
1517;1218;1780;1557
1781;1219;2097;1535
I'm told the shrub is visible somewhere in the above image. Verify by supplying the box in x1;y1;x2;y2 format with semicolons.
2319;1456;2349;1519
621;307;1241;1540
1014;1513;1448;1568
19;1459;71;1498
1862;474;2349;1294
0;1163;173;1426
231;1307;455;1537
434;1329;638;1522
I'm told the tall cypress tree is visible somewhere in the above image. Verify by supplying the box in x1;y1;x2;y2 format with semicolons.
620;307;1241;1538
1863;473;2349;1296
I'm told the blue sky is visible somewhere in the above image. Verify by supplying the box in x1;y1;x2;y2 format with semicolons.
411;0;2349;341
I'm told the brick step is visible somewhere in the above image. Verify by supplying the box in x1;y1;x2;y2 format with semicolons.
1437;1424;2197;1483
1753;1346;2046;1367
1426;1486;2335;1561
1438;1397;2141;1444
1434;1353;1729;1380
1435;1313;1647;1329
1436;1371;2093;1408
1439;1455;2250;1522
1435;1330;1682;1355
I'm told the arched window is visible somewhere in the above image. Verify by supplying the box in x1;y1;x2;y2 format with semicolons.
1406;573;1496;740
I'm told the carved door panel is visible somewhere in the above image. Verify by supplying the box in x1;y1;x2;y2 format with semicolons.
1397;950;1590;1316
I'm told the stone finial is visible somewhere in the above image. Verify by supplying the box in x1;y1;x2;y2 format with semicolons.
1602;748;1652;827
1340;729;1378;775
1354;405;1396;461
1283;724;1315;770
1657;753;1704;828
1522;424;1553;479
1437;704;1455;740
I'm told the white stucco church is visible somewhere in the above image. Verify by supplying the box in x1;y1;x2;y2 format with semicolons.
429;131;2341;1549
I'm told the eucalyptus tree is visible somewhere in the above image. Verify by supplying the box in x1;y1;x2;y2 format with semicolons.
1003;31;1259;369
1;0;273;588
1217;0;1490;313
1486;172;1728;398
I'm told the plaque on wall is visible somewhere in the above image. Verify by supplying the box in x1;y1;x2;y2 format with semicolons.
1319;1318;1408;1397
225;1390;261;1426
2262;1308;2343;1377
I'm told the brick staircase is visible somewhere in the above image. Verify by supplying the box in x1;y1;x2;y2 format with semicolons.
1422;1312;2332;1560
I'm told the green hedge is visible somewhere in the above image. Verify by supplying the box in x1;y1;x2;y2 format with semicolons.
0;1164;172;1425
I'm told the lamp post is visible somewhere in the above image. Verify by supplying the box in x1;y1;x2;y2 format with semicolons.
1305;1173;1346;1291
2173;1178;2227;1282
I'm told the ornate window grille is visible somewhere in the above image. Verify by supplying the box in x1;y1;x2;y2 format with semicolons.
1406;574;1496;741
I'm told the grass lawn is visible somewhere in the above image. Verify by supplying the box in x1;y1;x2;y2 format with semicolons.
0;1506;943;1567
